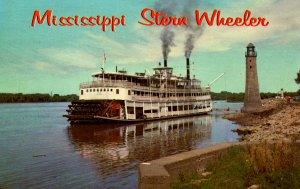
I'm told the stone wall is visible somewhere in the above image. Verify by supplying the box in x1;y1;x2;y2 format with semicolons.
138;142;240;189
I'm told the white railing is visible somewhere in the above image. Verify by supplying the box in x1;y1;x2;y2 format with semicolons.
80;80;209;93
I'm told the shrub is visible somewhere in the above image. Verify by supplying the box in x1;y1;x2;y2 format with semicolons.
247;141;298;174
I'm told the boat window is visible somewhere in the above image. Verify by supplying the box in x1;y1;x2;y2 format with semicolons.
100;89;102;92
104;89;106;92
116;89;119;94
111;89;113;92
86;89;88;92
128;90;131;95
81;90;84;95
152;109;158;113
172;106;177;111
90;89;92;92
127;107;134;114
93;89;95;92
97;89;99;92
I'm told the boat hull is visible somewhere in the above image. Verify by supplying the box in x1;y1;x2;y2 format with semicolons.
64;111;210;124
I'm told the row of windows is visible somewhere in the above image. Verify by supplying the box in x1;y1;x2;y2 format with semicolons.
81;88;209;97
127;105;211;114
167;105;210;112
130;90;209;97
82;88;119;95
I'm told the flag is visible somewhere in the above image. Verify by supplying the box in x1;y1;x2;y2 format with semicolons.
103;51;106;63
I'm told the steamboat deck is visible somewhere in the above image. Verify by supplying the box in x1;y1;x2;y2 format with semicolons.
64;58;212;123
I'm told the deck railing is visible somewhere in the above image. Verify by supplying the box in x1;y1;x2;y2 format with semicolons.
130;96;211;102
80;80;208;93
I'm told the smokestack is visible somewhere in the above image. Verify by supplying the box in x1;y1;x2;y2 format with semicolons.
164;59;167;67
186;58;190;80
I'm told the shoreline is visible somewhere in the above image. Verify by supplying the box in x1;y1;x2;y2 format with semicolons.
224;99;300;142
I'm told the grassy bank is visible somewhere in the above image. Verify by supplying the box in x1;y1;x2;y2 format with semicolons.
172;142;300;189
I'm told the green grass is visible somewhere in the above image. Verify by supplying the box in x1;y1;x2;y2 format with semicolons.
171;144;300;189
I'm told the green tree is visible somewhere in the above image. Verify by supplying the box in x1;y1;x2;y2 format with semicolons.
296;70;300;94
296;70;300;84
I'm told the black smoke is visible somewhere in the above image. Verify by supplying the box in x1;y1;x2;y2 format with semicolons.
183;1;205;58
154;0;207;59
160;28;175;60
154;0;179;60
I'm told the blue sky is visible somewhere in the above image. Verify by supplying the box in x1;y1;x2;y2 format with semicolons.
0;0;299;95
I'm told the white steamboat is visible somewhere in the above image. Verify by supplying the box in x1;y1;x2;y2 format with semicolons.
65;58;212;123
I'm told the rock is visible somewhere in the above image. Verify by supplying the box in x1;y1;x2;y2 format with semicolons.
248;184;259;189
233;128;255;135
190;179;208;185
226;99;300;142
201;172;212;177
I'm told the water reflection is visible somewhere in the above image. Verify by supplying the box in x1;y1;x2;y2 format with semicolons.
68;116;216;188
0;102;240;189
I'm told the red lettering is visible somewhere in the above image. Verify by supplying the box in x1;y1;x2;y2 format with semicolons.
234;18;243;26
176;17;187;26
250;18;260;26
195;10;217;26
31;10;52;26
260;18;269;26
96;16;102;25
52;15;57;26
59;17;73;26
138;8;155;26
226;17;234;26
197;9;269;27
139;8;187;26
161;17;172;26
112;16;120;32
102;17;111;32
74;16;79;26
81;17;89;26
88;16;97;26
244;10;251;26
121;16;126;26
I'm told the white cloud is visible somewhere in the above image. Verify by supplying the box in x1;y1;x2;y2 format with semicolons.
33;61;67;74
32;0;300;73
39;48;98;69
84;0;300;64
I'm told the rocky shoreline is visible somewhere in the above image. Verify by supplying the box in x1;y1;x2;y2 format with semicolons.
224;99;300;142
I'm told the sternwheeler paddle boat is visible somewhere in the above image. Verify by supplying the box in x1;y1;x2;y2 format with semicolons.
64;58;212;123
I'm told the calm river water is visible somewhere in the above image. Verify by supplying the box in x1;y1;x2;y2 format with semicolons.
0;101;241;189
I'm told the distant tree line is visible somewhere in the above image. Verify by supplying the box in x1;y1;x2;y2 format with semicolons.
211;91;297;102
296;70;300;93
0;93;78;103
